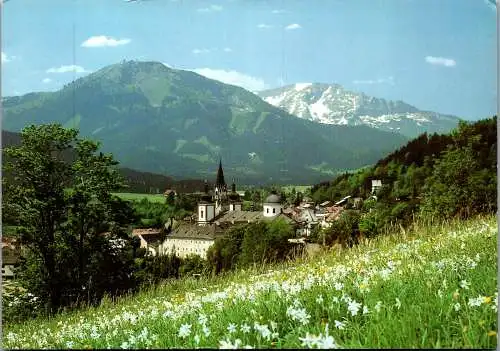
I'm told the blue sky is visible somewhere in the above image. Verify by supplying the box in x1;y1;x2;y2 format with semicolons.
1;0;497;119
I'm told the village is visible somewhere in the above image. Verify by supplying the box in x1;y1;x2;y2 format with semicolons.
131;161;383;260
1;161;383;279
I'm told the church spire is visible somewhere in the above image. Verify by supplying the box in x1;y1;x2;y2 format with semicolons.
215;158;226;188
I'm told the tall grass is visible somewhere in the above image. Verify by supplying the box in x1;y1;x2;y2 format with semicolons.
3;215;497;349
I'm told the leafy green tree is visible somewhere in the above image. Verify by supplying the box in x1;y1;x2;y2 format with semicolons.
165;191;175;206
3;124;134;313
420;144;497;219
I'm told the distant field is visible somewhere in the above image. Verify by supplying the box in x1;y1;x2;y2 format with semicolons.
113;192;166;203
281;185;312;193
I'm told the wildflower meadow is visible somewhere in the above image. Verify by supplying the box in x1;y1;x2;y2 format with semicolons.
3;215;497;349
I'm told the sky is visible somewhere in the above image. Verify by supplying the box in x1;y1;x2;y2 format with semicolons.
1;0;497;120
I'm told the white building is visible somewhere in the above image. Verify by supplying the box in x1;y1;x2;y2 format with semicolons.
371;180;382;193
263;192;284;217
141;162;297;259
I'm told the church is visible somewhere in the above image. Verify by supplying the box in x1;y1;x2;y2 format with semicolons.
136;160;296;258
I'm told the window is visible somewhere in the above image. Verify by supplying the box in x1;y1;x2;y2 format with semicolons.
201;210;204;219
273;208;276;214
266;208;269;213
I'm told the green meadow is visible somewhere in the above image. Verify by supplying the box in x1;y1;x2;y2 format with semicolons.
112;192;167;203
3;215;497;349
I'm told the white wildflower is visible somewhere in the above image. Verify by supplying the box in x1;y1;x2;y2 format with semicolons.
454;303;461;311
198;313;208;325
334;282;343;291
219;338;242;349
120;341;129;349
286;306;311;325
202;324;211;337
334;320;345;330
468;296;484;307
241;323;251;333
66;341;74;348
270;320;278;331
317;335;338;349
178;323;192;338
316;295;324;304
299;333;321;348
363;305;369;315
459;280;470;290
227;323;237;334
395;298;401;309
347;300;362;316
254;323;272;340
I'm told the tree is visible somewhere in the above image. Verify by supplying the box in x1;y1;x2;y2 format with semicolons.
3;124;134;313
420;144;496;219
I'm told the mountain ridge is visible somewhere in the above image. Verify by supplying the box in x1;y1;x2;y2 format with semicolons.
257;83;461;137
2;60;408;184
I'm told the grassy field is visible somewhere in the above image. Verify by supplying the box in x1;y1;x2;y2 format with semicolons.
3;215;497;349
112;192;166;203
281;185;312;194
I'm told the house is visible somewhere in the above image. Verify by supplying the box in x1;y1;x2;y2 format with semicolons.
163;189;177;198
294;207;319;237
319;201;332;208
132;228;163;256
320;206;345;229
371;180;382;193
335;195;351;206
160;224;224;259
300;196;314;208
2;238;20;279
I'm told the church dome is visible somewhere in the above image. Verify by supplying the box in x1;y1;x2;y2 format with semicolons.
228;192;241;202
199;193;213;203
264;193;281;204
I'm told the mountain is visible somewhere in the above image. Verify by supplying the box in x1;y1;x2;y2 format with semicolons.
1;61;408;184
257;83;461;138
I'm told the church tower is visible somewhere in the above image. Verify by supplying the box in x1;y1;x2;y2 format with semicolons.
198;180;215;226
214;159;227;215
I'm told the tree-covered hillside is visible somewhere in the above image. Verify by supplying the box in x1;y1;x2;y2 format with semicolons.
1;130;204;194
310;116;497;241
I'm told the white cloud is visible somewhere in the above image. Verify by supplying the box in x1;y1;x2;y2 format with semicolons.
197;4;223;13
46;65;89;74
353;76;395;85
271;9;286;14
1;51;10;63
425;56;456;67
81;35;131;48
42;78;52;84
285;23;302;30
192;48;211;55
223;47;232;53
257;23;273;29
189;68;269;92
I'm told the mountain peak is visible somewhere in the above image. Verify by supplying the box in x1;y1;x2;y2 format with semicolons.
257;83;461;137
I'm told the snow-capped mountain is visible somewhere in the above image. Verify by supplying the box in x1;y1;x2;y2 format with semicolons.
257;83;461;137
